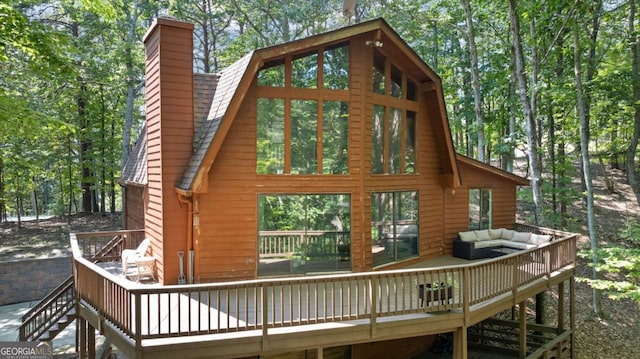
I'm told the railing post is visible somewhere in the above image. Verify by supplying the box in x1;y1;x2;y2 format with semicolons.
463;267;470;327
512;256;519;302
370;277;377;338
262;284;269;351
134;291;142;357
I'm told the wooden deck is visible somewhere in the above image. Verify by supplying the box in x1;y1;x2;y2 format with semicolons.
70;228;577;359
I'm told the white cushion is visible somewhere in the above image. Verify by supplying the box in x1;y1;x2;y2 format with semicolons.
474;230;492;241
512;231;532;243
501;229;514;240
475;240;507;248
489;228;503;239
458;231;478;242
503;241;536;250
529;234;552;245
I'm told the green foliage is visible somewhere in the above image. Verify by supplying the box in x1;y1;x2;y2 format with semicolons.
578;219;640;303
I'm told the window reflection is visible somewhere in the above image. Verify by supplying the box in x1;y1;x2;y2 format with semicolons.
371;191;419;267
371;105;385;174
324;44;349;90
323;101;349;174
291;100;318;174
258;194;351;276
469;189;492;230
292;52;318;88
257;59;285;87
257;98;284;174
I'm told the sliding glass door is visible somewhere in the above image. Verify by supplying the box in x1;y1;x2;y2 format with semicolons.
258;194;351;276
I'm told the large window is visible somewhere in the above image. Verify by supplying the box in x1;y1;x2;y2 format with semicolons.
469;189;492;230
370;50;418;174
258;194;351;276
371;191;418;267
257;98;285;174
256;44;350;175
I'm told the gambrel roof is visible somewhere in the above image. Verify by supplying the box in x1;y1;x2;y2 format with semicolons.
121;19;527;193
176;18;462;193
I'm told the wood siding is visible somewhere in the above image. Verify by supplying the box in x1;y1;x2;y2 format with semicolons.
143;19;194;284
194;34;453;281
124;185;145;230
442;161;520;254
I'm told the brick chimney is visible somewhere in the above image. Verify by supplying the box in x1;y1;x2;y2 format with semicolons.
142;18;194;285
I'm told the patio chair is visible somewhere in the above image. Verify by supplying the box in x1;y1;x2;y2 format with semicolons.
121;238;150;275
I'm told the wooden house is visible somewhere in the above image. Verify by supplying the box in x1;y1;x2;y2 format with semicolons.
120;17;530;285
55;17;577;359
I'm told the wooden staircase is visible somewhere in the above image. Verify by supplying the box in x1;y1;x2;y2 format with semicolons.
19;233;127;342
19;276;76;342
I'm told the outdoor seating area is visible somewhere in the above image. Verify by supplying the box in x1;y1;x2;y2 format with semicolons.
452;228;555;260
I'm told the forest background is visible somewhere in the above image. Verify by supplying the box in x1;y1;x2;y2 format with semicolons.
1;0;639;319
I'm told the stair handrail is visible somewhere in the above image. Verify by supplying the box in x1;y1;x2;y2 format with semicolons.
92;233;127;261
18;233;128;341
19;276;76;341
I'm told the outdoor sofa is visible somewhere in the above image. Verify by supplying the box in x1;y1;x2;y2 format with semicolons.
452;228;552;260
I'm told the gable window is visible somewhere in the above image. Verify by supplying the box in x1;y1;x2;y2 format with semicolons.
371;50;418;174
371;191;418;267
258;194;351;276
257;98;285;174
256;43;350;175
469;189;492;230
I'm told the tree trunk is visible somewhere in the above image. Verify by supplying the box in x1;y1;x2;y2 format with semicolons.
461;0;485;162
574;15;601;315
548;98;557;219
0;156;5;222
629;0;640;206
509;0;543;225
504;42;517;173
67;136;74;224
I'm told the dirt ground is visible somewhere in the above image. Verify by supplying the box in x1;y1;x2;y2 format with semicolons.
0;165;639;358
0;213;122;261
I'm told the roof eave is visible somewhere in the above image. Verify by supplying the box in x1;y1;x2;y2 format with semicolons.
456;154;530;186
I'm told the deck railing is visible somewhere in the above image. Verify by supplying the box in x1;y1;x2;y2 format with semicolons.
258;230;351;258
70;226;577;342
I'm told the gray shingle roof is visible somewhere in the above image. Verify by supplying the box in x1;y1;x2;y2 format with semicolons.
193;73;220;148
119;124;147;186
178;52;254;190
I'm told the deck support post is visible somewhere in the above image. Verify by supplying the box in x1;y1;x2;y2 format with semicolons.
88;322;96;359
79;317;87;359
452;327;467;359
570;277;576;358
316;347;323;359
558;281;565;330
519;301;526;359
